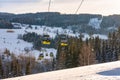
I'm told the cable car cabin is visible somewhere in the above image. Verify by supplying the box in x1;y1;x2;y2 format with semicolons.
38;54;44;60
42;34;51;45
60;40;68;46
60;34;68;47
50;52;54;57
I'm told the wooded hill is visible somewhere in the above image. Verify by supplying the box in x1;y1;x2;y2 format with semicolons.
0;12;120;34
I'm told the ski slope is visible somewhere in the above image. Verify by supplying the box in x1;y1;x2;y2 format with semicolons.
0;23;107;60
0;29;57;60
88;18;102;29
4;61;120;80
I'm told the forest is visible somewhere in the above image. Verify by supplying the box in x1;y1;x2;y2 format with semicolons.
0;27;120;79
1;12;120;34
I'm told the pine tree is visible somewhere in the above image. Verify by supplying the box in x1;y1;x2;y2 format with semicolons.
0;58;3;78
26;61;31;75
4;48;10;56
115;27;120;60
94;36;101;63
56;36;68;69
11;58;18;77
65;38;75;68
72;38;80;67
79;38;95;66
101;40;106;62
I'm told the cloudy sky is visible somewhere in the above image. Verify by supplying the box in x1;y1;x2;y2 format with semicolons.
0;0;120;15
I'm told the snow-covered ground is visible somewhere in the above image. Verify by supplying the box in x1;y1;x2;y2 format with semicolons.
92;34;108;40
82;33;108;40
12;23;79;38
88;18;102;29
0;29;57;60
0;29;32;54
0;23;108;60
3;61;120;80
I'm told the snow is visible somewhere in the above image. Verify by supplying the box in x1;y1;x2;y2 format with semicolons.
82;33;108;40
107;26;117;31
0;23;107;60
3;61;120;80
0;29;57;60
0;29;31;54
92;34;108;40
0;23;118;80
88;18;102;29
12;23;107;40
82;33;90;40
12;23;79;38
1;23;68;61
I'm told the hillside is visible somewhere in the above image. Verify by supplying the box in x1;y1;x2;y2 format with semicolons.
0;15;120;79
3;61;120;80
0;23;107;60
0;12;120;34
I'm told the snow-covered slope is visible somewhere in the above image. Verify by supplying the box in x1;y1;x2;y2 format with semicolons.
82;33;108;40
88;18;102;29
12;23;79;38
0;23;107;60
4;61;120;80
0;29;57;60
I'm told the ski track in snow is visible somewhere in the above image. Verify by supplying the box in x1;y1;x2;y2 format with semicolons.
3;61;120;80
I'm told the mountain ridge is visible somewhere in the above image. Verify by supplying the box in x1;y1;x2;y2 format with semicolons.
0;12;120;34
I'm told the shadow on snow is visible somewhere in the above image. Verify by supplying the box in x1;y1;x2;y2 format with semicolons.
97;68;120;76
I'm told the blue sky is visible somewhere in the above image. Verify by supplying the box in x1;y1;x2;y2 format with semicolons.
0;0;120;15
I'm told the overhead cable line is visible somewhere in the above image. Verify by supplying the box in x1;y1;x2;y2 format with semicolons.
75;0;84;14
48;0;52;12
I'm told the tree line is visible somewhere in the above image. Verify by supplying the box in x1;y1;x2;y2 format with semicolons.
0;48;54;79
56;28;120;69
1;27;120;79
21;32;57;49
21;28;120;70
